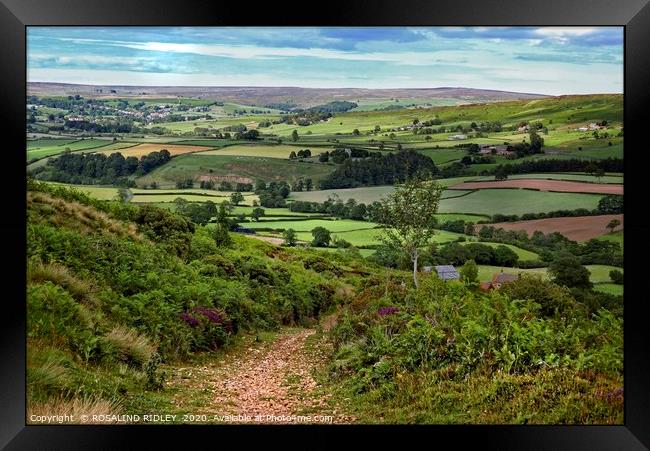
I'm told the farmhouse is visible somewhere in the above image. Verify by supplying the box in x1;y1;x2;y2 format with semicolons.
433;265;460;281
517;125;529;132
479;144;512;156
481;272;520;291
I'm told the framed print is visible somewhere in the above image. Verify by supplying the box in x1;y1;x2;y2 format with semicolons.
1;0;649;448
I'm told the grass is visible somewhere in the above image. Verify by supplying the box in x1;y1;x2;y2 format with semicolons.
476;264;623;286
131;194;258;205
593;283;623;296
243;218;380;233
438;189;604;216
27;138;114;161
462;242;539;261
596;231;623;246
136;154;336;188
40;182;121;201
289;186;396;204
97;143;214;158
417;148;468;165
470;173;623;184
199;144;334;159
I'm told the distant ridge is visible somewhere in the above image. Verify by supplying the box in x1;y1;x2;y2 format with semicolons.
27;82;548;108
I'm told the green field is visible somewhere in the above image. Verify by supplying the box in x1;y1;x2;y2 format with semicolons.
596;230;624;246
40;182;121;201
438;189;604;216
199;144;333;159
244;218;379;233
417;148;469;165
131;192;259;205
462;242;540;261
289;186;396;204
27;138;114;161
136;154;336;188
470;172;624;184
476;264;623;289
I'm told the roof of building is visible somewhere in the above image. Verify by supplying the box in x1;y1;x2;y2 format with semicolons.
434;265;460;280
492;272;519;284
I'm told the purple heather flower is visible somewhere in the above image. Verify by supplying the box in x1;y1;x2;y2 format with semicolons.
378;307;400;317
191;306;223;324
180;312;200;327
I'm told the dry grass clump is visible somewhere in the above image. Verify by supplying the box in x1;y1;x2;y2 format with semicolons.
104;326;156;367
28;396;121;424
28;262;97;305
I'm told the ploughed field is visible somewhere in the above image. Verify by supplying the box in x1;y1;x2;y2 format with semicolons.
484;214;624;242
449;179;623;195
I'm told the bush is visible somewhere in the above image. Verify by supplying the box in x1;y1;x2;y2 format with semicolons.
609;270;623;285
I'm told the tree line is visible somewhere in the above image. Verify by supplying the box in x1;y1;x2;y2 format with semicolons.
29;149;171;186
319;149;438;189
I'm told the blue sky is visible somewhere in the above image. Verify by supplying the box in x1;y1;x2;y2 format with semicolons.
27;27;623;95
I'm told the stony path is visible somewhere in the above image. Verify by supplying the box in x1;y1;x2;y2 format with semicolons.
167;320;354;424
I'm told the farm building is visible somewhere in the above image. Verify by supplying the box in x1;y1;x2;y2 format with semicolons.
433;265;460;281
479;144;512;156
517;125;529;132
448;134;468;141
481;272;520;290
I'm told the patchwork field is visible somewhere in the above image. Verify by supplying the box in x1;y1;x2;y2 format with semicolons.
27;138;113;161
199;144;333;159
484;214;623;241
461;242;540;261
131;192;259;205
476;264;623;293
449;179;623;195
244;218;379;233
438;189;604;216
470;173;623;184
40;182;121;201
136;154;336;188
97;143;214;158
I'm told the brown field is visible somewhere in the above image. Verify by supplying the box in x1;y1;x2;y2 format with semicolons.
98;143;213;158
481;214;623;241
449;179;623;195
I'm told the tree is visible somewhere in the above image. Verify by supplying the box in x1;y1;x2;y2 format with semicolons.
464;223;475;236
494;165;509;181
376;178;444;288
291;130;299;142
283;228;297;247
353;128;360;136
116;187;130;203
311;226;331;247
606;218;621;233
305;178;313;191
598;195;623;214
318;152;329;163
211;204;232;247
548;253;592;289
609;269;623;284
289;151;297;159
459;259;478;286
251;207;265;221
230;192;244;206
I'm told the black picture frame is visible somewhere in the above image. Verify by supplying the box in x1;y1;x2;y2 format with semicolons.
2;1;648;448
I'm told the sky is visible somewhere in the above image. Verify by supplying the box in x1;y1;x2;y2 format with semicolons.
27;27;623;95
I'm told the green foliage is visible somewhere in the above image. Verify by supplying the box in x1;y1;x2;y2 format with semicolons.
282;228;298;247
609;269;623;285
459;259;478;285
549;253;593;289
311;226;332;247
328;273;622;405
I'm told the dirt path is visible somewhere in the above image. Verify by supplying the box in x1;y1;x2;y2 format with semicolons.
167;319;354;424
